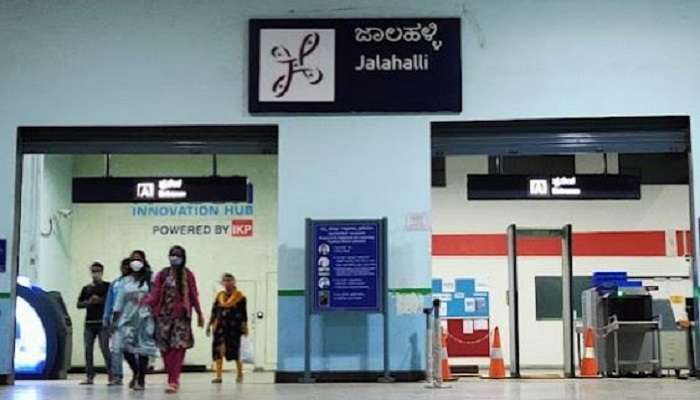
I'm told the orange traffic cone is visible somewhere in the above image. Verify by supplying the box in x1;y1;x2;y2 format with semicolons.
580;327;599;378
440;332;458;382
488;327;506;379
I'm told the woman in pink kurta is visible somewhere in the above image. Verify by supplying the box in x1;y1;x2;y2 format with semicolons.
144;245;204;394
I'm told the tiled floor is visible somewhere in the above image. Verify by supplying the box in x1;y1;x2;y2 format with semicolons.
1;373;699;400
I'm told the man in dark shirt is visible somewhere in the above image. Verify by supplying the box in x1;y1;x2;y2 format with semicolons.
76;262;111;385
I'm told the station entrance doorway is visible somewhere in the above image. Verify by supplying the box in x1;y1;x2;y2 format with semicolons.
430;116;698;376
9;125;279;381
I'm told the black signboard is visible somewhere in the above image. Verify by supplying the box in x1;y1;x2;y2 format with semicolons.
72;177;248;203
467;174;641;200
249;18;462;113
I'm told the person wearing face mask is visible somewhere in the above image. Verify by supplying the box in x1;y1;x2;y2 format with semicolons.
206;273;248;384
130;250;152;282
76;262;112;385
143;245;204;394
102;258;131;386
111;253;159;391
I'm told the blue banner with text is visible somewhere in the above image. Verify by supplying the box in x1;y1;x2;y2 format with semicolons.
311;220;384;312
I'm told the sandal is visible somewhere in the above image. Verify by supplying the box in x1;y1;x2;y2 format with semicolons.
165;384;178;394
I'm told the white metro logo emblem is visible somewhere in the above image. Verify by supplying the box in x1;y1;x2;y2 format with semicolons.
529;179;549;196
135;179;187;200
136;182;155;199
528;176;582;197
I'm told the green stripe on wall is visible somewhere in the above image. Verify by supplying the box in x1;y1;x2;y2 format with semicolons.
389;288;432;295
278;290;305;297
0;292;11;299
278;288;432;297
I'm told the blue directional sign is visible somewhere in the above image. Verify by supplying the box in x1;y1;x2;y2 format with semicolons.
310;220;384;312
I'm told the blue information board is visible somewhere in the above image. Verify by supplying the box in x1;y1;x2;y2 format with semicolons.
432;278;490;318
310;220;384;312
0;239;6;273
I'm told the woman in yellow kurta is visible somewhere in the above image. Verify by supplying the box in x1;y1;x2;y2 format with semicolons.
206;273;248;383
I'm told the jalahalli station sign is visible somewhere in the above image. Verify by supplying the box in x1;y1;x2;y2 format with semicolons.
249;18;462;113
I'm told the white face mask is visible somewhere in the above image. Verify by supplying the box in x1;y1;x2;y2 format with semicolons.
91;272;103;281
130;260;144;272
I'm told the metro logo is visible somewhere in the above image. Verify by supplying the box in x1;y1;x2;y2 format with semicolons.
232;219;254;237
528;179;549;196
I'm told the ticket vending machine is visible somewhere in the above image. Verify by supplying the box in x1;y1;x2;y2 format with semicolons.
15;279;72;379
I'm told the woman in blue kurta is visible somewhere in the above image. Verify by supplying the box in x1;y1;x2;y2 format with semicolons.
111;254;158;391
102;258;131;386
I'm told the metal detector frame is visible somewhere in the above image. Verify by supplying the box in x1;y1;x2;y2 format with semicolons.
507;224;574;378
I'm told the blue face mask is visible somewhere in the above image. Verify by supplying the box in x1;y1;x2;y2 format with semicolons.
169;256;184;267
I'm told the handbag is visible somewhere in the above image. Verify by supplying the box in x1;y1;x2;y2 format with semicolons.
239;336;255;364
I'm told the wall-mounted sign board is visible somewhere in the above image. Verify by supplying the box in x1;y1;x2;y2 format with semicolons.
0;239;6;273
72;177;249;203
249;18;462;113
308;219;386;313
432;278;490;318
467;174;641;200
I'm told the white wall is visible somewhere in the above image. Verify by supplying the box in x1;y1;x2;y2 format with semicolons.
18;155;74;296
36;156;74;296
19;156;42;284
432;155;692;367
